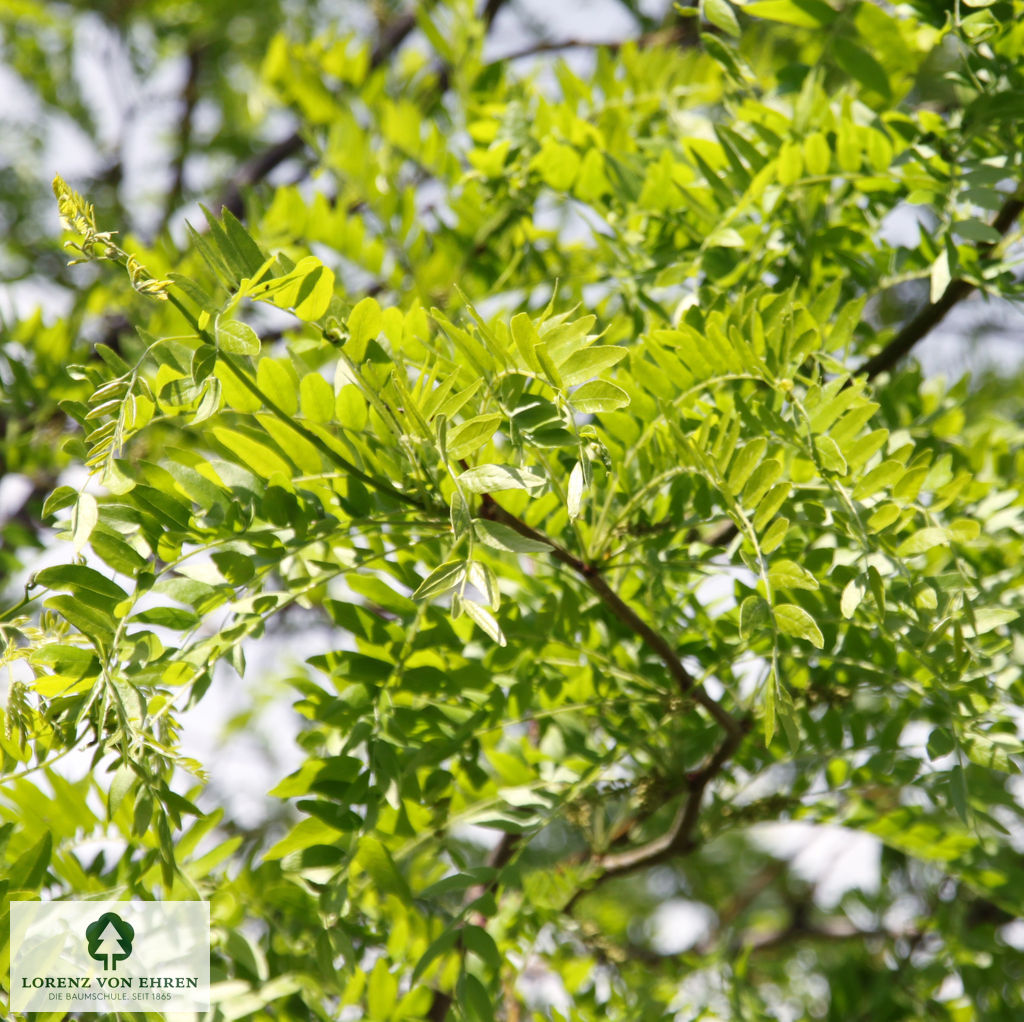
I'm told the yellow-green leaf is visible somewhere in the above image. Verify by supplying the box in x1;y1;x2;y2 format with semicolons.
768;559;819;592
71;493;98;554
774;603;824;648
446;414;502;460
300;373;335;423
703;0;740;36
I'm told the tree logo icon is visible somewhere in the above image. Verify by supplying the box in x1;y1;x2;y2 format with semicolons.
85;912;135;970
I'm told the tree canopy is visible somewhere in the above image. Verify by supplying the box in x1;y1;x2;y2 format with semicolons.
4;0;1024;1018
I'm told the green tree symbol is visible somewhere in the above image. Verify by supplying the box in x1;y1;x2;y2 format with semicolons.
85;913;134;971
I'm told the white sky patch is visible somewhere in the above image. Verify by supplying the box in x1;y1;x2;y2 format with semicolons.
0;473;33;521
751;822;881;907
650;899;717;954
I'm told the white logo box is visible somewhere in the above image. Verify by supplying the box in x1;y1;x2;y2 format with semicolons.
11;900;210;1012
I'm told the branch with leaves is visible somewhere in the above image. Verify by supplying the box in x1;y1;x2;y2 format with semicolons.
856;185;1024;381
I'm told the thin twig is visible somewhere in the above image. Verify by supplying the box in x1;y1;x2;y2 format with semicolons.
493;24;687;64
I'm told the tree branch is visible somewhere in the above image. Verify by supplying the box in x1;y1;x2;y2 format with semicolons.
492;23;690;64
562;716;750;913
427;830;521;1021
856;186;1024;381
477;492;741;736
603;918;910;967
702;188;1024;549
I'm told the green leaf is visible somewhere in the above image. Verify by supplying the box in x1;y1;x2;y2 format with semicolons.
768;559;819;592
251;256;335;320
467;562;500;609
808;384;864;434
952;219;1001;244
71;493;98;554
168;272;218;313
44;594;115;647
950;764;969;823
336;382;368;431
567;460;585;521
852;459;904;500
434;379;482;422
211;427;293;479
29;643;99;678
571;380;630;413
412;929;460;983
530;139;582;191
740;595;771;640
930;250;952;302
211;551;256;586
556;345;627;387
463;922;502;969
220;207;267;276
961;608;1017;637
742;0;836;27
192;378;222;424
833;37;891;100
353;835;412;898
510;312;542;371
840;579;865;619
814;435;847;474
458;464;546;494
774;603;824;648
741;459;783;508
134;606;201;629
450;490;471;538
804;132;831;175
777;141;803;185
760;516;789;553
763;670;777;744
463;600;507;645
43;485;77;517
459;974;493;1022
300;373;335;423
348;296;383;358
107;763;135;816
897;527;950;556
475;519;551;554
446;414;503;460
269;756;363;798
256;357;300;416
412;560;465;600
927;728;957;760
367;959;398;1019
752;482;790;531
726;438;767;494
865;504;900;534
217;319;261;356
9;831;52;891
35;565;129;604
703;0;740;36
154;576;222;612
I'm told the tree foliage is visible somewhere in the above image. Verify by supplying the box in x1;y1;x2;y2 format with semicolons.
4;0;1024;1018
